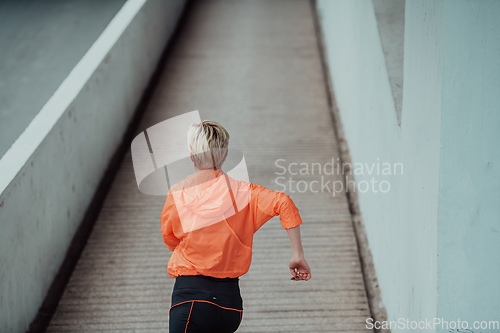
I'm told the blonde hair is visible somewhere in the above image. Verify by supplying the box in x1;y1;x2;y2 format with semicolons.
187;120;230;170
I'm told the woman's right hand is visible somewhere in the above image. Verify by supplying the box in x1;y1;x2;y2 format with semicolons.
289;256;311;281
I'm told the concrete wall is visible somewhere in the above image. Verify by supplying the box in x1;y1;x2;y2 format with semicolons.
316;0;442;326
438;0;500;326
317;0;500;331
0;0;127;158
0;0;187;331
372;0;405;122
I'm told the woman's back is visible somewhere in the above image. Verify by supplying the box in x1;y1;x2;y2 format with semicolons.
161;168;303;279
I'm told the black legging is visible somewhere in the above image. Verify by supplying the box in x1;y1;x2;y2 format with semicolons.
169;275;243;333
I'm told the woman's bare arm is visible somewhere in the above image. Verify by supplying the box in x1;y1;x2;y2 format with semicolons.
286;225;311;281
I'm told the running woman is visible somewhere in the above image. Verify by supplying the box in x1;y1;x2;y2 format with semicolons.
161;120;311;333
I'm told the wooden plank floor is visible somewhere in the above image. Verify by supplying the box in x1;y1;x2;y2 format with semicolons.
47;0;373;331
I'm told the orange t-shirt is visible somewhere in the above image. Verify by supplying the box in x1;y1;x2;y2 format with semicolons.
160;169;303;278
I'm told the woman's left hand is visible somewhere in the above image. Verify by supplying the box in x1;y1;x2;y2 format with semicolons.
289;256;311;281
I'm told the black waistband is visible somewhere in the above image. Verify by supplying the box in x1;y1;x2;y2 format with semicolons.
174;275;239;293
172;275;242;310
179;274;239;282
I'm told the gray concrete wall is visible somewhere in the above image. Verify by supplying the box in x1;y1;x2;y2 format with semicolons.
372;0;405;123
317;0;500;331
316;0;442;328
437;0;500;327
0;0;127;159
0;0;187;331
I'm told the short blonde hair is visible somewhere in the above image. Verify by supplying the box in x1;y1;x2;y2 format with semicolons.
187;120;230;169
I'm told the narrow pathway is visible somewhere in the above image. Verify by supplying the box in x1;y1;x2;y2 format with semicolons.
47;0;372;331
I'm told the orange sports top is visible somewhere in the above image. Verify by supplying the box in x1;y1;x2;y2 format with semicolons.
160;169;303;279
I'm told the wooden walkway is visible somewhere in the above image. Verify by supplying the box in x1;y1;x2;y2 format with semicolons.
47;0;372;331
